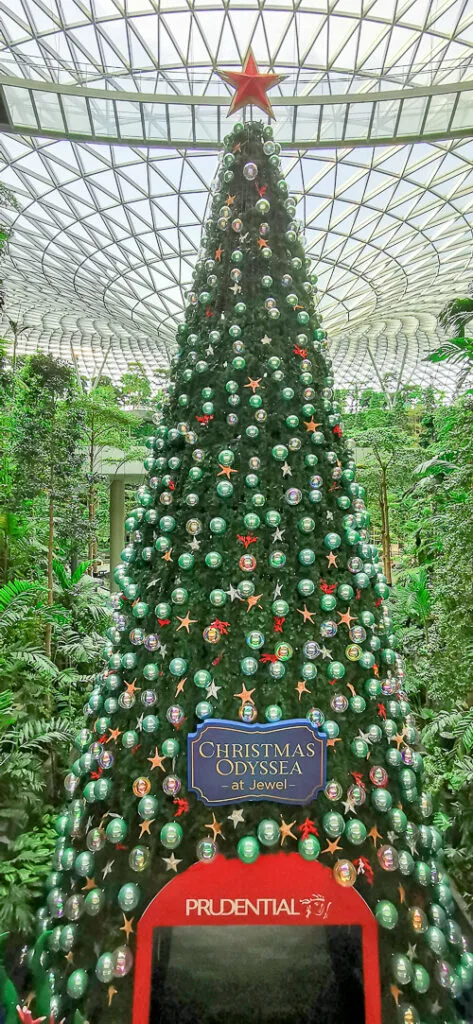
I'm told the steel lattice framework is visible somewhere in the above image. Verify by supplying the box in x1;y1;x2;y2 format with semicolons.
0;0;473;392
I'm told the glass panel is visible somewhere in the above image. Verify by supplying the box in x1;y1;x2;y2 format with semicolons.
3;86;37;128
194;105;220;143
294;106;320;143
62;94;90;134
452;92;473;130
320;103;346;141
32;90;64;131
142;103;169;141
88;97;118;136
116;100;144;139
423;93;456;135
396;96;428;136
344;102;373;141
169;104;194;143
370;99;400;138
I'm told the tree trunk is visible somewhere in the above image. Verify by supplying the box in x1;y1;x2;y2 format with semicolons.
87;424;98;574
380;467;393;585
45;494;54;658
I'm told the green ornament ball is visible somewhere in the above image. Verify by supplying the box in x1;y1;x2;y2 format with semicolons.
106;818;127;844
66;969;88;999
257;819;280;847
160;822;183;849
412;963;430;994
237;836;259;863
298;835;321;860
375;900;398;930
118;882;141;911
344;819;367;845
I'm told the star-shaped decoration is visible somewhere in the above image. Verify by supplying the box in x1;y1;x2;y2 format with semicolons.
230;282;242;295
136;713;144;731
107;985;118;1007
162;548;173;562
303;417;322;433
280;817;297;845
406;943;417;961
148;748;167;771
175;675;187;697
217;48;285;119
358;729;372;745
206;344;214;356
390;985;401;1007
81;876;97;892
244;376;262;392
189;536;201;552
261;334;272;345
139;819;154;837
227;584;243;602
272;527;284;542
246;592;263;611
368;825;383;846
226;194;236;205
398;884;406;904
218;464;238;478
215;246;223;261
120;914;135;943
176;611;197;633
257;237;269;249
163;852;182;872
227;808;245;828
273;581;283;598
341;795;357;815
281;461;292;477
297;604;316;623
322;837;342;856
327;737;342;750
206;812;224;841
158;643;167;658
125;679;140;696
326;511;334;521
86;815;94;831
102;859;115;879
296;680;311;700
321;646;333;660
107;726;122;743
337;607;357;627
326;551;338;567
64;950;74;964
234;683;255;705
206;681;221;700
240;232;250;243
430;1000;441;1016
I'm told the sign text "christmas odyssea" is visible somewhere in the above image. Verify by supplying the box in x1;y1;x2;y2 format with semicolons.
187;719;327;806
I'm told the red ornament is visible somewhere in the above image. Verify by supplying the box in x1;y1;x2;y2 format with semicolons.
355;589;362;601
374;597;383;607
211;654;223;667
273;615;285;633
173;798;189;817
354;856;374;885
293;344;307;358
90;768;103;780
377;703;387;720
237;533;258;549
16;1008;47;1024
320;580;337;594
258;184;268;197
350;771;365;789
205;307;214;318
259;653;278;664
196;414;214;425
211;618;230;635
333;425;343;438
298;818;319;840
169;480;175;491
217;48;285;119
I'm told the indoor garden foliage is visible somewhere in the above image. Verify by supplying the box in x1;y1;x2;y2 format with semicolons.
5;121;471;1024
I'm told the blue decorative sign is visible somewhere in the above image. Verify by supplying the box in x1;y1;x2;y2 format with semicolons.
187;719;327;807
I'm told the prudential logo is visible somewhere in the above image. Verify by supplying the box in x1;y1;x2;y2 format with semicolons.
185;897;302;917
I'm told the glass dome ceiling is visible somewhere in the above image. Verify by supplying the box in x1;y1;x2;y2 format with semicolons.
0;0;472;392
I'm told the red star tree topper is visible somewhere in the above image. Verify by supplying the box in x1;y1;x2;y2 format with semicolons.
217;48;285;119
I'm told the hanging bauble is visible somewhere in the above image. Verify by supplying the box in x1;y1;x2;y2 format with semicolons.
118;883;140;912
166;705;185;726
129;846;151;872
239;702;257;723
323;812;344;838
196;701;213;720
196;838;218;863
237;836;259;863
377;845;399;871
392;954;413;985
163;774;181;797
160;822;183;849
66;969;88;999
113;945;134;978
333;860;356;887
265;704;282;722
344;819;367;845
411;963;430;994
257;819;280;847
96;953;115;984
299;835;321;860
243;162;258;181
375;901;398;929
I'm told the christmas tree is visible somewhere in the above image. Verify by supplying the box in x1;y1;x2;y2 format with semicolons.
10;120;470;1024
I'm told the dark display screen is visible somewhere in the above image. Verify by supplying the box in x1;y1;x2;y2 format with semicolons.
150;924;365;1024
